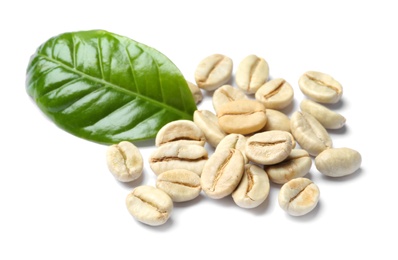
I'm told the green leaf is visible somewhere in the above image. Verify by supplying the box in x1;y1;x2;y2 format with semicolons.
26;30;197;145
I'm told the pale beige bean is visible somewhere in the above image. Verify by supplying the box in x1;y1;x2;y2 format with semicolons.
217;99;267;135
278;177;320;216
259;109;291;133
255;78;294;110
106;141;143;182
265;149;312;184
126;185;173;226
300;99;346;129
212;84;248;114
236;54;269;94
156;169;201;202
149;142;208;176
290;111;332;156
194;54;233;91
245;130;293;165
201;148;245;199
232;164;270;208
215;134;248;163
193;110;226;148
186;80;203;104
315;147;362;177
155;120;206;147
288;132;297;149
238;126;296;149
298;71;343;104
249;129;295;148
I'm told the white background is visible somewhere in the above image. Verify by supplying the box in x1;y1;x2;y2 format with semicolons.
1;1;397;259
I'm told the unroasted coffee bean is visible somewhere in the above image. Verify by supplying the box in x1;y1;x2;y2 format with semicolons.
288;132;297;149
215;133;248;163
155;120;206;147
201;148;245;199
298;71;343;104
315;147;361;177
251;129;295;148
194;54;233;91
212;84;248;114
259;109;291;133
245;130;293;165
264;149;312;184
232;164;270;208
255;78;294;110
300;99;346;129
290;111;332;156
126;185;173;226
217;99;267;135
278;177;320;216
149;142;208;176
193;110;226;148
236;54;269;94
186;80;203;104
106;141;143;182
156;169;201;202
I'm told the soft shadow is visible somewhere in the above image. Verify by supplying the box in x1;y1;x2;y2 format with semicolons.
137;216;175;231
279;99;296;116
203;88;215;99
227;74;235;86
303;171;314;180
173;194;206;209
117;168;147;190
209;195;237;208
327;125;348;135
270;181;283;190
244;192;272;215
134;139;156;148
286;200;322;222
323;99;345;110
320;167;364;182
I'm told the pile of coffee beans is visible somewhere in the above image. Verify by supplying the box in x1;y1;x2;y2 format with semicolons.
106;53;362;226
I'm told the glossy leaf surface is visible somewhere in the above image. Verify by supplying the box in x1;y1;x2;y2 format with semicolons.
26;30;197;144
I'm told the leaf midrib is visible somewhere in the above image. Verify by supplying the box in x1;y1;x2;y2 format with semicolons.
37;53;191;119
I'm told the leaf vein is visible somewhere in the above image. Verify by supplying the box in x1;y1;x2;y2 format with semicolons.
97;37;105;80
150;54;165;103
36;53;191;119
41;76;84;97
58;85;106;113
72;34;77;69
124;45;140;94
113;109;165;135
28;65;59;87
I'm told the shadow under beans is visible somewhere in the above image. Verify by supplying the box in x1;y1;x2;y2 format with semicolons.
116;168;147;190
286;200;322;222
243;193;272;216
320;167;364;182
201;88;216;99
183;192;274;215
134;139;156;148
327;125;348;135
173;193;206;209
209;195;237;208
226;75;235;87
278;99;296;116
323;99;345;110
136;215;175;231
